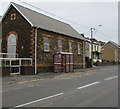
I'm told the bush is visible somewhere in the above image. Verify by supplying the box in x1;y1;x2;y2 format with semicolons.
85;57;92;68
93;61;99;66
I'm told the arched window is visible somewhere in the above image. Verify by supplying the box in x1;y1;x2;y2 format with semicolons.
7;34;17;58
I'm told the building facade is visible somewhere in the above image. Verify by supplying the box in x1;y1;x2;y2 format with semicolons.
1;3;85;75
101;41;120;62
92;40;102;63
85;38;102;63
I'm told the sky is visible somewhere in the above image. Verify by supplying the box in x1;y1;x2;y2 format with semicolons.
0;0;119;44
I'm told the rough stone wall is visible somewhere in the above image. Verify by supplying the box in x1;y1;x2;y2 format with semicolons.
2;5;36;75
2;5;34;59
2;5;85;74
37;29;84;73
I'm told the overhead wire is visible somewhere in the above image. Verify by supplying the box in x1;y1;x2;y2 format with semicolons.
95;30;115;40
16;0;114;42
17;0;91;30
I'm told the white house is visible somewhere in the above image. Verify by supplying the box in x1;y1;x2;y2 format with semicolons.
85;38;102;63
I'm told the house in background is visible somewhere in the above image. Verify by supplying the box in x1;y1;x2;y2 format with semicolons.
1;2;85;75
85;38;102;63
85;38;91;58
101;41;120;62
92;39;102;63
99;41;106;47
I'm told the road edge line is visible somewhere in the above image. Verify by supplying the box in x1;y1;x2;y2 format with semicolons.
13;92;64;108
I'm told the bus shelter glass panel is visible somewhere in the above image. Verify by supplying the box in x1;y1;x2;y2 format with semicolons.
53;53;74;73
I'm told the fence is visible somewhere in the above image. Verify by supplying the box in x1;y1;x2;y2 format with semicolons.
0;52;33;75
0;53;18;58
0;58;33;75
0;58;32;67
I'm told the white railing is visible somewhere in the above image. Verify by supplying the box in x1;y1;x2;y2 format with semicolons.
0;53;33;75
0;58;32;67
0;53;18;58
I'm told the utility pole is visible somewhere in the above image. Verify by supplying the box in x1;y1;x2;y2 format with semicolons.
91;28;95;67
90;25;102;67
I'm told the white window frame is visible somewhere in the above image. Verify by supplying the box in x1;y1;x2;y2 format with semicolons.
58;40;62;52
43;37;50;52
7;34;17;58
69;42;72;53
78;44;81;55
10;13;16;20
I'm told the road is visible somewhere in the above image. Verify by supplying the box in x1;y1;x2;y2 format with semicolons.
2;65;118;108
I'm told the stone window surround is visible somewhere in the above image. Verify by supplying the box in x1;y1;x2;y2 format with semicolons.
43;37;50;52
10;13;16;20
58;39;62;52
69;41;72;53
78;43;81;55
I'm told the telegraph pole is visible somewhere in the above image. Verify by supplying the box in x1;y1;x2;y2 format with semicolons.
90;25;102;67
91;28;95;67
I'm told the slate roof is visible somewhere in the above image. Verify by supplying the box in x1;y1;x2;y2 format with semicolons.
109;41;120;48
102;41;120;49
11;3;85;40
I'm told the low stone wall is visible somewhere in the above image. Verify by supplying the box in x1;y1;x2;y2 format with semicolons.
37;65;77;73
97;62;119;66
21;66;35;75
1;66;35;76
85;57;92;68
1;67;10;76
73;65;83;70
37;66;53;73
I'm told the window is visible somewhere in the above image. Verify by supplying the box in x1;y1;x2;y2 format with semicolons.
10;13;16;20
43;37;50;52
7;34;17;58
58;40;62;52
78;44;81;54
97;46;99;51
69;42;72;53
95;45;96;51
92;45;94;51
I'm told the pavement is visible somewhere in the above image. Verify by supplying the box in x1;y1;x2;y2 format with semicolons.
2;65;118;107
2;65;117;85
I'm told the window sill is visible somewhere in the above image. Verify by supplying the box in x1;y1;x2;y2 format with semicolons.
44;50;50;53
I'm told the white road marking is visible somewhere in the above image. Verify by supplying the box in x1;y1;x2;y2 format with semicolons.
84;74;90;75
104;76;118;81
14;87;22;90
28;85;34;87
77;81;101;90
14;92;64;108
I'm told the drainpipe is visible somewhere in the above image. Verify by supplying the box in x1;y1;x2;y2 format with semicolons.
83;41;85;68
35;28;37;74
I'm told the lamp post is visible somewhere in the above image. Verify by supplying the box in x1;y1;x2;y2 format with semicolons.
91;28;95;67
